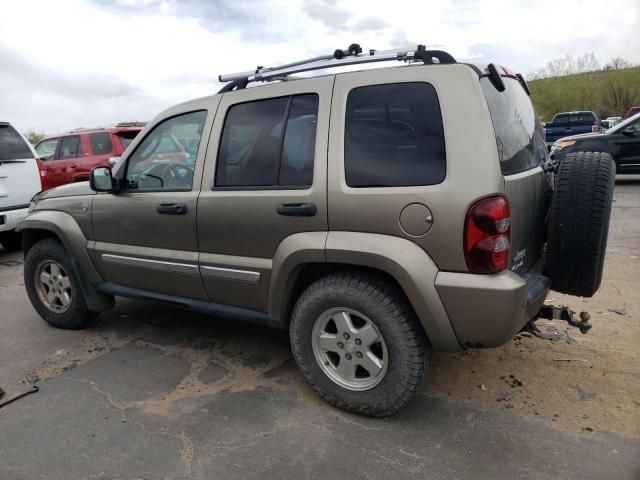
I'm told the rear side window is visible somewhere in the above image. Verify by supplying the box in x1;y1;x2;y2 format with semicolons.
89;132;114;155
0;124;33;161
216;94;319;188
58;136;82;159
481;78;547;175
344;82;446;187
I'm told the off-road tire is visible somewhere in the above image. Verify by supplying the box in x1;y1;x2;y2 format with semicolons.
24;238;96;329
290;272;428;417
0;231;22;252
545;151;615;297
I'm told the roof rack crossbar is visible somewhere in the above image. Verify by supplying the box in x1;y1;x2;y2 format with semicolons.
217;44;456;91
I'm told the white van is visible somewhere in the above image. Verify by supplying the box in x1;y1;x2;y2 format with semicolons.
0;122;42;251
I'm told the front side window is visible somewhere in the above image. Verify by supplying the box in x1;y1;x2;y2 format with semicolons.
36;138;60;161
216;94;319;188
58;136;82;159
124;110;207;191
89;132;114;155
344;83;446;187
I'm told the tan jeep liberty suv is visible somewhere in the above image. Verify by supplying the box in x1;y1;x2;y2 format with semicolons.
18;45;615;416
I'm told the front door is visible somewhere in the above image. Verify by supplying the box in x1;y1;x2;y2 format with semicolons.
43;135;81;188
89;106;216;300
613;116;640;172
197;77;332;312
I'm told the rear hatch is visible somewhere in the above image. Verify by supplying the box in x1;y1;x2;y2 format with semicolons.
480;77;550;275
0;123;41;210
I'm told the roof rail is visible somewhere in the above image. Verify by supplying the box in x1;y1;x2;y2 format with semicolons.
217;44;456;93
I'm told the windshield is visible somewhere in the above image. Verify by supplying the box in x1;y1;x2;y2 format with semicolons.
606;112;640;134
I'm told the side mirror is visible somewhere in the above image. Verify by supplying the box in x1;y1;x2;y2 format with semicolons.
622;127;636;136
90;166;118;192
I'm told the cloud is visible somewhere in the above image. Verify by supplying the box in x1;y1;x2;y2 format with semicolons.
0;0;638;134
303;0;388;32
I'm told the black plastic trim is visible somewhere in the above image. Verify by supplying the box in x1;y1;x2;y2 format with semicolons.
218;78;249;93
483;63;505;92
0;203;30;213
524;273;552;321
96;282;282;328
515;73;531;96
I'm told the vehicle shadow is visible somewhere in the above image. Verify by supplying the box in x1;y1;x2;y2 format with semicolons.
615;174;640;185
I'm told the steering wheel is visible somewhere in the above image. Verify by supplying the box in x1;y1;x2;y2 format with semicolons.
159;163;193;188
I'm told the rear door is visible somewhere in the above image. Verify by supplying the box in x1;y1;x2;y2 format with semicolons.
0;123;41;211
481;76;549;274
197;77;331;312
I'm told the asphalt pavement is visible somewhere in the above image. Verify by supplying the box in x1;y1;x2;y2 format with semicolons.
1;177;639;480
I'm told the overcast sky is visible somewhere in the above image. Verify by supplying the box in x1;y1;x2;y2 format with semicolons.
2;0;639;134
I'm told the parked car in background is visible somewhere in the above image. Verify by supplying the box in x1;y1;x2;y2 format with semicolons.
544;111;601;148
35;123;143;190
0;122;43;251
602;116;622;130
623;106;640;120
550;112;640;173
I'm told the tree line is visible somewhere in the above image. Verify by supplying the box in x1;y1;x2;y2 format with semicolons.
528;53;639;121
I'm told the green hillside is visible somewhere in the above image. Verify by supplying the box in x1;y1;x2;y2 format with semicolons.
528;66;640;121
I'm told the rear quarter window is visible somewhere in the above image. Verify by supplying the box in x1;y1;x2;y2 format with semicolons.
344;82;446;187
481;77;547;175
0;124;33;161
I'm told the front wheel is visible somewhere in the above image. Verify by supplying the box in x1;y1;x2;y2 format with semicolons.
24;238;96;329
290;272;428;417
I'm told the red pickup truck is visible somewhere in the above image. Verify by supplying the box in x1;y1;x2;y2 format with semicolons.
35;125;143;189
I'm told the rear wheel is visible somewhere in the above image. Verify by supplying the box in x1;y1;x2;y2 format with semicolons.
24;238;96;329
545;151;615;297
0;231;22;251
290;272;427;417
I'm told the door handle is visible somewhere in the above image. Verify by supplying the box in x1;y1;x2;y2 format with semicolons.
156;203;188;215
276;202;317;217
70;164;78;168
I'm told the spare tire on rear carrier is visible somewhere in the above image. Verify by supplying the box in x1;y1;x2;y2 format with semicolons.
544;151;615;297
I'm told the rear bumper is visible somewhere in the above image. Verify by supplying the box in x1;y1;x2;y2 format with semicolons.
0;206;29;233
435;269;551;348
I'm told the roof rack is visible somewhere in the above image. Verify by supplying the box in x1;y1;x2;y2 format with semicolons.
217;44;456;93
115;121;147;128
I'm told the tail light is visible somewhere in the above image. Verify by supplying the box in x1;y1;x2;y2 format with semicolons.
464;196;511;273
36;158;49;191
591;125;599;133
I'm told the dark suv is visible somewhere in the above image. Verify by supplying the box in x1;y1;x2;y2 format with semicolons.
35;124;143;190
